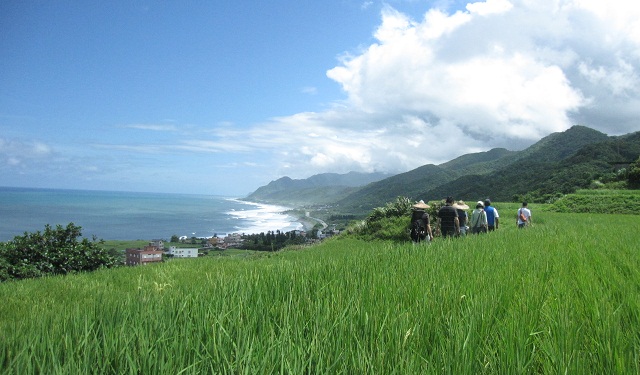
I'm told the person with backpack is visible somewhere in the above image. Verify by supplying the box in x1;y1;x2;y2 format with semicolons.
470;201;488;234
517;202;532;228
410;201;433;242
484;199;500;231
437;196;460;238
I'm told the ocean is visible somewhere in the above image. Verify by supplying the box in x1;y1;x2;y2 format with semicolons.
0;187;303;241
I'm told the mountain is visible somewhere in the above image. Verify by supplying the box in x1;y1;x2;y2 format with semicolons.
510;125;610;163
244;172;391;205
420;126;637;202
333;147;520;213
245;125;640;215
333;164;454;213
438;147;517;175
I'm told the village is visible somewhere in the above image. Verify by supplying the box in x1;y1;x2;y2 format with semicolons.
124;226;340;266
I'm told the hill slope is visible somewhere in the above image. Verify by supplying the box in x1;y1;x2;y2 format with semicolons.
333;147;520;214
244;171;390;205
245;125;640;214
422;126;639;202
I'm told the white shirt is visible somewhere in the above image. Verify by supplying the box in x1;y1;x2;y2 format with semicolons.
517;207;531;224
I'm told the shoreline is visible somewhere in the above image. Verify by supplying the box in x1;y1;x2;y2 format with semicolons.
0;192;317;242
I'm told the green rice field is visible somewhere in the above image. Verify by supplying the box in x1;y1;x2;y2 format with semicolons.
1;210;639;374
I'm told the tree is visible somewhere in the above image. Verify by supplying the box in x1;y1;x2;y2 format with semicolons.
0;223;120;281
629;156;640;187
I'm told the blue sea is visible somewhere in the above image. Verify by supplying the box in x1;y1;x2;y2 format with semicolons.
0;187;303;241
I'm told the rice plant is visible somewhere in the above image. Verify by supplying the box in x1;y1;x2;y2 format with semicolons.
1;211;639;374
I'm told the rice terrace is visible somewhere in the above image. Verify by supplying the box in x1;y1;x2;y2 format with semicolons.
4;1;640;373
1;190;639;374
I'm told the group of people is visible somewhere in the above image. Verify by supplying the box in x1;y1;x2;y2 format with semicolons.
410;197;532;242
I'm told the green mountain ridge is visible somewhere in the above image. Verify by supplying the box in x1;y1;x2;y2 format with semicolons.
245;125;640;215
244;171;391;206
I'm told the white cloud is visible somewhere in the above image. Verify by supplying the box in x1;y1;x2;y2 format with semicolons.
466;0;513;16
77;0;640;186
173;0;639;181
0;138;54;168
122;123;179;132
301;86;318;95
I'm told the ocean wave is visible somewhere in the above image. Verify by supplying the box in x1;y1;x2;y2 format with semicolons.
225;199;303;234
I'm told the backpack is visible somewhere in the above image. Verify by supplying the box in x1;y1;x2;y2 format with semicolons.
410;210;429;242
518;208;527;222
471;210;487;233
410;219;426;242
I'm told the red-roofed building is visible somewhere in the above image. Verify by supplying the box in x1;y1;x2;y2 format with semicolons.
125;245;164;266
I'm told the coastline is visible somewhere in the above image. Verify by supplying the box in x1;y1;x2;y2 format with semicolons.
0;190;310;242
235;198;325;233
227;199;307;234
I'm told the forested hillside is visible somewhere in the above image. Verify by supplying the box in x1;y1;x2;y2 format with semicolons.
423;127;640;203
244;171;390;205
245;126;640;216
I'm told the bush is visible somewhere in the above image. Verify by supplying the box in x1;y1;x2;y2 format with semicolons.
0;223;120;281
629;156;640;187
345;196;441;241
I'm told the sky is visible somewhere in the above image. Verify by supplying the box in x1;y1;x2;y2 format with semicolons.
1;0;640;196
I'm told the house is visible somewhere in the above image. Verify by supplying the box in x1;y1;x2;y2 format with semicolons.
224;233;244;248
167;246;198;258
125;245;164;266
149;239;165;250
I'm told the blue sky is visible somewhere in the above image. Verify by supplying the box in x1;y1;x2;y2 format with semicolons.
2;0;640;196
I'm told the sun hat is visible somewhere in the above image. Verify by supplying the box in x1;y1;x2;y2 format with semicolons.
453;200;469;210
412;200;430;209
477;200;484;208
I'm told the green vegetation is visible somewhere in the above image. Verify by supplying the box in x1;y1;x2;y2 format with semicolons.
240;230;307;251
0;223;120;282
246;126;640;218
343;197;544;241
550;189;640;214
103;239;149;251
629;155;640;187
1;211;639;373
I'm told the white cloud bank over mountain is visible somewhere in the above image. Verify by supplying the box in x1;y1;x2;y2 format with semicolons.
3;0;639;194
231;0;640;178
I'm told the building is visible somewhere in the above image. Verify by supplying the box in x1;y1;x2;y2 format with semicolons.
125;245;164;266
167;246;198;258
224;233;244;248
149;239;165;250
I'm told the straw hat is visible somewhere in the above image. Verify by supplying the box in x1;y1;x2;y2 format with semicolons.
412;200;430;209
453;200;469;210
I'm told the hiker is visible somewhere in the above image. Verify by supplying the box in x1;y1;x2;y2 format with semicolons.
470;201;488;234
517;202;532;228
410;200;433;242
484;199;500;231
437;196;460;238
453;200;469;236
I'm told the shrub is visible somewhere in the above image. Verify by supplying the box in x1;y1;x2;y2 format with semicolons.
0;223;120;281
346;196;443;241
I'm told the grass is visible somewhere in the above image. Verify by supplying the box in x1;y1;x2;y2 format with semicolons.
1;211;639;374
550;189;640;214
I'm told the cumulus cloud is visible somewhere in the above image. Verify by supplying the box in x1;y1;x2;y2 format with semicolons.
253;0;640;177
100;0;640;182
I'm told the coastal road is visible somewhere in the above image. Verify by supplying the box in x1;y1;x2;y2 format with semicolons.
305;212;328;230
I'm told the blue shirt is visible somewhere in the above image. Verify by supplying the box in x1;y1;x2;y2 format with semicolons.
485;206;497;226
